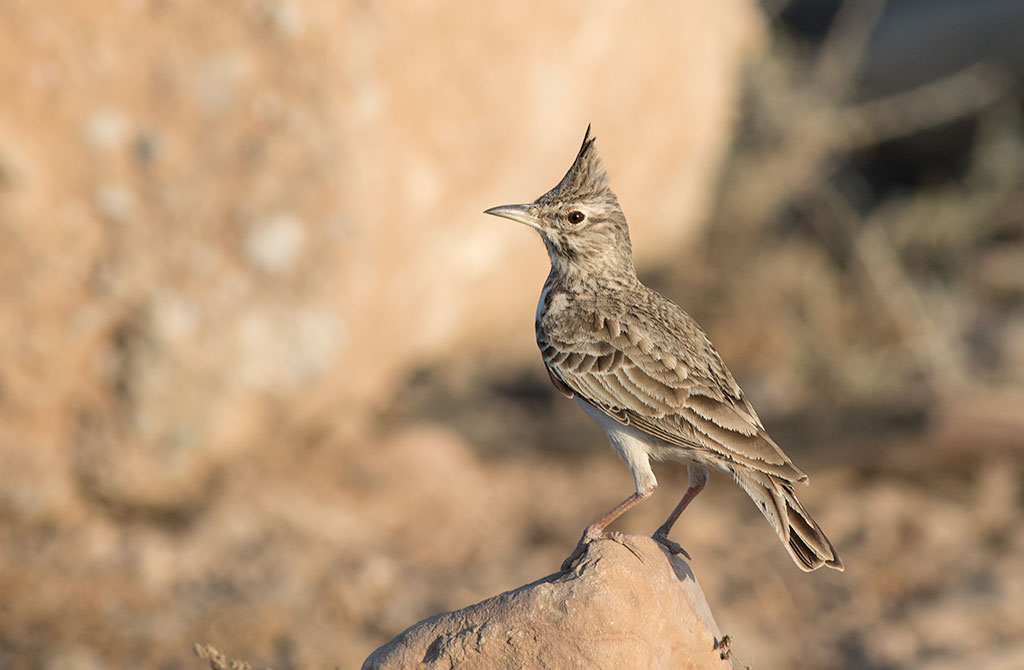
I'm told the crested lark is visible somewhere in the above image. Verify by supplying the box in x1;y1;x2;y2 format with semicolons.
485;127;843;572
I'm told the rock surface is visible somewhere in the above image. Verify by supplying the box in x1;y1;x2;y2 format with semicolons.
363;536;731;670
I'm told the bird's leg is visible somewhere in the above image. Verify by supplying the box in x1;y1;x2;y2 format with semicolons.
560;484;656;571
652;466;708;558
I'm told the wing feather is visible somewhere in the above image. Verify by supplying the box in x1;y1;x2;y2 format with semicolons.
540;314;806;484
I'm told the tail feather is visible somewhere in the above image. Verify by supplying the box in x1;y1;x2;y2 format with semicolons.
736;471;844;572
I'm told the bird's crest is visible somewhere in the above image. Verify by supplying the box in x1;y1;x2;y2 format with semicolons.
539;125;613;203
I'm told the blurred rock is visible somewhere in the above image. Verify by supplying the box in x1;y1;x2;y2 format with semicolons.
94;184;135;223
363;536;731;670
0;0;763;555
82;109;130;153
244;212;307;276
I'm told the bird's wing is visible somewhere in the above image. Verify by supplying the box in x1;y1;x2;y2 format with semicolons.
540;310;806;483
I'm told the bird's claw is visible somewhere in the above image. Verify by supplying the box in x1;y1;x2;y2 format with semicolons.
652;531;692;560
560;540;588;572
560;528;643;571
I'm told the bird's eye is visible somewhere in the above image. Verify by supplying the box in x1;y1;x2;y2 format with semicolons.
567;211;585;224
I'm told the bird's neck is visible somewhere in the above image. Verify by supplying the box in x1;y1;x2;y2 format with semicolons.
545;253;638;296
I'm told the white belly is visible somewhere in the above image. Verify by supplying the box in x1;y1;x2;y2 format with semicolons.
573;396;720;493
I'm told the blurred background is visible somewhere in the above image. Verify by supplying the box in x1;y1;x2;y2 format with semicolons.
1;0;1023;668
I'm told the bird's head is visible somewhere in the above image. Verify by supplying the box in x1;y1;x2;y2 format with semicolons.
486;126;635;280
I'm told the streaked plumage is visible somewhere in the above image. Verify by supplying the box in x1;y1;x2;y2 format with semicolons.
486;127;843;572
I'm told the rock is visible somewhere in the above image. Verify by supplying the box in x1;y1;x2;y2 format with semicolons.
0;0;762;526
244;212;307;276
94;184;135;223
363;536;731;670
82;109;130;152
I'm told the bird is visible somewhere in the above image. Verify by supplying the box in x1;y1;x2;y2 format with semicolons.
485;126;843;572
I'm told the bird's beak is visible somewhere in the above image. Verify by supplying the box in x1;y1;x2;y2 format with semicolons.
484;203;540;231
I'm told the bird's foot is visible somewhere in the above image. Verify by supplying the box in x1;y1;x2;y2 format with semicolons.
714;634;732;660
560;527;642;572
652;530;692;560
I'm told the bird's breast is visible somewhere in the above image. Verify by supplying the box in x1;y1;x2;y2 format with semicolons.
534;280;552;329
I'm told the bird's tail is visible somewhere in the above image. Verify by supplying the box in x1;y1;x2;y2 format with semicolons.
735;471;844;572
